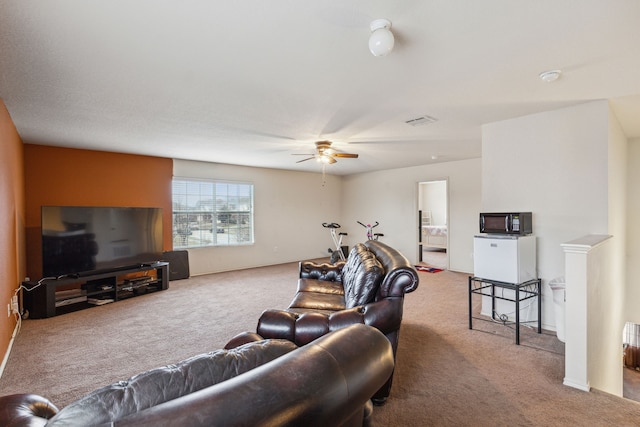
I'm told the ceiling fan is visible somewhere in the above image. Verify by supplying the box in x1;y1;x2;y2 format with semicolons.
293;140;359;164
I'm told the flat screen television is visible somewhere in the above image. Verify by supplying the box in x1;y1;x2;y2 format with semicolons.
41;206;163;278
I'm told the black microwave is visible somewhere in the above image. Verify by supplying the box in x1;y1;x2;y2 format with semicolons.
479;212;532;235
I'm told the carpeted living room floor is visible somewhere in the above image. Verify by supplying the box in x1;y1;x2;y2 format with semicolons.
2;260;640;425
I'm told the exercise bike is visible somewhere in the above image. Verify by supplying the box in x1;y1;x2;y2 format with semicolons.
322;222;348;264
357;221;384;241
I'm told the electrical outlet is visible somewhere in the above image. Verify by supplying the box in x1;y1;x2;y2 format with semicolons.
11;295;19;315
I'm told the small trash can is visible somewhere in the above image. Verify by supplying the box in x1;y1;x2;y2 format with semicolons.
549;277;566;343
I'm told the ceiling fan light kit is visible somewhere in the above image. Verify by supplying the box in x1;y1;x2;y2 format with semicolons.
294;141;358;165
369;18;395;57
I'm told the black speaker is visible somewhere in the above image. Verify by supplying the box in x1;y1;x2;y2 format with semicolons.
162;250;190;281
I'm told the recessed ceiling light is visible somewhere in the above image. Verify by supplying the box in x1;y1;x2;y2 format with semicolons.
539;70;562;83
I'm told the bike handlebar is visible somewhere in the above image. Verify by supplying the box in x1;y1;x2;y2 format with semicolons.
357;221;379;228
322;222;341;229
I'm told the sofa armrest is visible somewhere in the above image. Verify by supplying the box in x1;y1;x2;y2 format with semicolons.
379;266;419;297
299;260;345;282
0;393;59;426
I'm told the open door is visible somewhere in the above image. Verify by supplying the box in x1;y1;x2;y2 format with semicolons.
418;180;448;269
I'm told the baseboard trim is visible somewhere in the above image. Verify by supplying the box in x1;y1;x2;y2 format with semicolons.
0;320;20;380
563;378;591;392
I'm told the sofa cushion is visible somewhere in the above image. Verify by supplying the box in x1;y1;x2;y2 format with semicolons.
341;244;384;308
296;278;345;295
46;339;298;426
289;291;345;311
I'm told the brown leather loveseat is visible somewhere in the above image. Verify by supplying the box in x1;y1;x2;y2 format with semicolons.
0;324;394;427
233;240;419;404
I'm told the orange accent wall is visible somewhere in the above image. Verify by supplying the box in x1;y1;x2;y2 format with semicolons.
0;99;25;361
24;145;173;279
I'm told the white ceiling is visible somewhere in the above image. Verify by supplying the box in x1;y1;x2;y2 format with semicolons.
1;1;640;175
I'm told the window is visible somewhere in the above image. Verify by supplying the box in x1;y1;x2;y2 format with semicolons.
172;178;254;248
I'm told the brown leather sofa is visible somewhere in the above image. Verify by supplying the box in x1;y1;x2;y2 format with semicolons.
0;324;394;427
237;240;419;405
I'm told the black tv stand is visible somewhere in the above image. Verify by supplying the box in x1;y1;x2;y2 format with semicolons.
23;262;169;318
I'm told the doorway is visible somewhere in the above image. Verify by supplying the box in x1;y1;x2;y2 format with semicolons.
418;180;448;270
623;321;640;402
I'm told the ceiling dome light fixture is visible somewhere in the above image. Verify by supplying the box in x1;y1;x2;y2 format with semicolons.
539;69;562;83
369;19;395;57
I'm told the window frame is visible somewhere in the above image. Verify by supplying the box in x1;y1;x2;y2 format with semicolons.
172;177;254;249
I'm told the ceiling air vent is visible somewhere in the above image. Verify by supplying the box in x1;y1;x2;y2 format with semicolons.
405;115;438;126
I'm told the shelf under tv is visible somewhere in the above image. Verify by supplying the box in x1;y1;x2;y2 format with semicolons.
23;262;169;319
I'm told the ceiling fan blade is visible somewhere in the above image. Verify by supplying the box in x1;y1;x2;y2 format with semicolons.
296;157;316;163
292;153;316;156
332;153;359;158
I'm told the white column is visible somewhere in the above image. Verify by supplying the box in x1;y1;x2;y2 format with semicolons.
561;234;613;392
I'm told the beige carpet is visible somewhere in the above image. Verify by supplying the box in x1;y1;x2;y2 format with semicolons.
2;262;640;426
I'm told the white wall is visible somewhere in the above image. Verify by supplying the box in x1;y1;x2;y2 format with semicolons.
341;158;481;273
481;101;612;331
173;160;342;275
596;107;627;395
420;181;447;225
627;137;640;322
